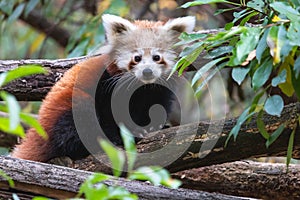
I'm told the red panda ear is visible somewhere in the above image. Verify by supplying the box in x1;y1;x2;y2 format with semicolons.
102;14;136;43
163;16;196;34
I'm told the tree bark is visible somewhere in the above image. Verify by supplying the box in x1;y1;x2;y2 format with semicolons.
0;56;87;100
174;160;300;200
54;102;299;174
20;10;71;47
0;156;255;200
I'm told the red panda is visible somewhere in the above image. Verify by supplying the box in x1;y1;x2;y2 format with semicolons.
11;14;196;162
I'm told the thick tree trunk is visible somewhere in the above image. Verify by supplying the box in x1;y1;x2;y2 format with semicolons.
174;160;300;200
0;156;254;200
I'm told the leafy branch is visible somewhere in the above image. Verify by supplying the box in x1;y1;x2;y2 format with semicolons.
176;0;300;166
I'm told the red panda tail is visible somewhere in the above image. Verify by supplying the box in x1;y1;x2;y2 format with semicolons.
11;128;50;162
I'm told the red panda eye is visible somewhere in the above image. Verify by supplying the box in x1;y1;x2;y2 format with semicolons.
152;55;160;62
134;55;142;63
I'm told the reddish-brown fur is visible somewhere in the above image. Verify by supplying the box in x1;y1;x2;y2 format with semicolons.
11;55;115;161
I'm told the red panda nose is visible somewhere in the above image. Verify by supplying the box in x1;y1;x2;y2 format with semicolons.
142;68;153;78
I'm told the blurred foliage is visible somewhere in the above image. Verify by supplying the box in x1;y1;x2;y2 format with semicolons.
0;0;130;59
0;0;223;59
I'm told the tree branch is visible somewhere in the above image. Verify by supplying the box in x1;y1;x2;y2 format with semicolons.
20;10;71;47
0;156;254;200
174;160;300;199
0;56;87;100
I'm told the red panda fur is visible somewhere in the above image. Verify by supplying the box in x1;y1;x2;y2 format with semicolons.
11;54;117;161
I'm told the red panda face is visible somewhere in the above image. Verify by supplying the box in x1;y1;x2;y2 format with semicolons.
101;14;195;84
127;47;176;84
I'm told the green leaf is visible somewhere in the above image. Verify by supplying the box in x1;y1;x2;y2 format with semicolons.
24;0;39;17
287;21;300;46
129;166;162;186
247;0;265;13
119;124;137;173
291;64;300;100
270;2;300;22
264;95;284;117
108;186;138;200
249;89;266;113
204;46;233;59
232;66;251;85
170;44;204;77
128;166;181;189
0;117;25;137
32;197;53;200
0;169;15;188
194;61;227;95
229;27;260;65
0;147;9;155
181;0;231;8
240;11;259;26
78;173;110;199
294;56;300;79
224;22;234;30
252;58;273;90
67;38;90;58
0;92;20;131
271;69;287;87
225;107;256;146
267;24;292;65
179;42;203;57
256;28;270;63
0;65;46;87
286;126;296;170
99;140;125;177
191;57;227;86
20;113;47;139
266;125;285;148
176;32;206;46
7;3;25;24
256;112;270;140
0;0;15;15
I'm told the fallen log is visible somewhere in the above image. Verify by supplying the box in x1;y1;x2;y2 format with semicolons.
174;160;300;200
2;103;300;174
0;156;255;200
48;103;299;174
0;56;87;101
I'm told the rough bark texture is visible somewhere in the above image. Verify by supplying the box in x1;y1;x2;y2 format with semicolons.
20;10;71;47
174;161;300;200
0;56;87;100
50;103;299;174
0;156;255;200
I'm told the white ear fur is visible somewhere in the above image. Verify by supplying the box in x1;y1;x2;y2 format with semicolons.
163;16;196;33
102;14;136;42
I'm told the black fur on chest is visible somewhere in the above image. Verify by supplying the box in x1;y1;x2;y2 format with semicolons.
95;70;175;144
51;70;176;161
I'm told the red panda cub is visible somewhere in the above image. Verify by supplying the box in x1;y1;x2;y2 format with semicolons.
11;14;196;162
